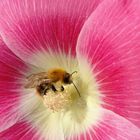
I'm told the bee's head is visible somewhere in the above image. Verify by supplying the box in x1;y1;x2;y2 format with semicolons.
63;73;72;84
63;71;77;84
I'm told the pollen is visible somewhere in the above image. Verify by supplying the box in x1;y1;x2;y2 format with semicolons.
43;90;72;112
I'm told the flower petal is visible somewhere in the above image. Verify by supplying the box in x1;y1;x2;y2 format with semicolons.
0;121;43;140
0;0;102;65
94;109;140;140
69;109;140;140
0;41;23;131
0;39;41;132
0;37;28;75
77;0;140;127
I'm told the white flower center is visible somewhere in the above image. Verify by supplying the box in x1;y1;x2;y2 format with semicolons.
21;50;102;140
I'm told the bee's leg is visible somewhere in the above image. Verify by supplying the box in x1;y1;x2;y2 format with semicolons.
51;84;57;92
43;87;49;95
61;85;64;91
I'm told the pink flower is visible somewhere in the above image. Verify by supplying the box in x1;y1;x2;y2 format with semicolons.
0;0;140;139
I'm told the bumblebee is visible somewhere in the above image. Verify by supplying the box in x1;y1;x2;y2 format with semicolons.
25;68;80;96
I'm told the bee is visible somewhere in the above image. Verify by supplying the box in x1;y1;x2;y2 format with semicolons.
25;68;80;97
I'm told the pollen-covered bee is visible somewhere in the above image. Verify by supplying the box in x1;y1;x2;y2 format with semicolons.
25;68;80;97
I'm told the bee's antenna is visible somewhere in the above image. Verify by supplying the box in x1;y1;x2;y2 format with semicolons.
70;71;80;97
70;71;77;76
72;81;81;97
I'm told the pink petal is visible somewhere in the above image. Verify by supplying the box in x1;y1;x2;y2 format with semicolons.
69;109;140;140
0;0;102;65
0;37;29;76
0;121;43;140
0;39;39;132
77;0;140;127
0;38;29;92
94;109;140;140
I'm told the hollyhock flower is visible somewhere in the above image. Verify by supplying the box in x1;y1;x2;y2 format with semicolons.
0;0;140;139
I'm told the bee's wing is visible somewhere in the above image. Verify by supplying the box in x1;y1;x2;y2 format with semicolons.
25;72;51;88
25;78;52;88
26;72;48;80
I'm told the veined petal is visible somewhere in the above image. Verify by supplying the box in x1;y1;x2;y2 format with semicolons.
0;121;43;140
67;109;140;140
0;0;102;65
0;37;28;75
77;0;140;127
0;39;41;132
94;109;140;140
